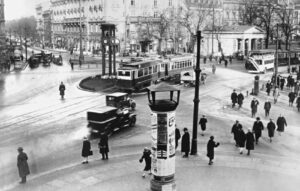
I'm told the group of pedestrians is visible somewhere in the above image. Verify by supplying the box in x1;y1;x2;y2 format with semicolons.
231;121;255;155
231;89;245;109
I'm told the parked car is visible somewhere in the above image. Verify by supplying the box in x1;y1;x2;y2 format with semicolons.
106;92;136;110
52;54;63;65
42;52;52;67
87;106;136;137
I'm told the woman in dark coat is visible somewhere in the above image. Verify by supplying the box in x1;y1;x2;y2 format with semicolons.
288;92;296;107
17;147;30;184
59;82;66;99
276;114;287;136
81;137;91;164
264;99;271;117
297;96;300;112
267;119;276;142
98;133;109;160
245;129;255;156
139;147;152;177
207;136;220;165
231;120;242;146
181;128;190;158
175;127;181;149
236;127;246;154
237;92;244;108
199;115;208;136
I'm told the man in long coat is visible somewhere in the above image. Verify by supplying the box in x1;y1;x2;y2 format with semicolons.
175;126;181;149
199;115;208;136
266;80;272;96
236;127;246;154
250;98;259;117
59;82;66;99
17;147;30;184
231;90;238;108
81;137;91;164
264;99;271;117
98;133;109;160
206;136;220;165
276;114;287;136
297;95;300;112
267;119;276;142
288;91;296;107
237;91;244;108
181;128;190;158
245;129;255;155
231;120;242;146
252;117;264;144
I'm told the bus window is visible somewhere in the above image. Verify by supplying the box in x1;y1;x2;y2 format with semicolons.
138;69;143;77
144;67;149;76
149;66;153;74
264;59;274;65
255;60;262;65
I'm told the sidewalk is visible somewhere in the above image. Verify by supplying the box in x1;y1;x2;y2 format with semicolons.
6;144;300;191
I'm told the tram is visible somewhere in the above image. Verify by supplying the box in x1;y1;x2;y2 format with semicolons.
116;54;195;91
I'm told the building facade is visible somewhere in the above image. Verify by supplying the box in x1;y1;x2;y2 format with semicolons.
0;0;5;46
36;1;52;47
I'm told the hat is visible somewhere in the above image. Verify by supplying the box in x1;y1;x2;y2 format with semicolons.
144;147;150;151
83;136;87;140
183;127;188;131
210;136;214;140
203;115;206;117
256;117;260;120
17;147;23;151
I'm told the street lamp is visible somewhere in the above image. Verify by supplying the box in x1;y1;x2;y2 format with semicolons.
79;0;84;67
147;82;180;191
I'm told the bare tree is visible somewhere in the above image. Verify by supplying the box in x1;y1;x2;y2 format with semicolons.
238;0;259;25
5;16;38;41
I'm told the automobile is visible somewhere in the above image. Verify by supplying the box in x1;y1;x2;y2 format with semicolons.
41;52;53;67
52;54;63;65
87;106;136;137
28;53;42;68
13;47;23;61
106;92;136;110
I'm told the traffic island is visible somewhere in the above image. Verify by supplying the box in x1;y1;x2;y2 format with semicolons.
79;75;116;92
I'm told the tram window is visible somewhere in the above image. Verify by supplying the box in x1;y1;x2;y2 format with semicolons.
149;67;153;74
138;69;143;77
118;71;131;76
144;68;149;75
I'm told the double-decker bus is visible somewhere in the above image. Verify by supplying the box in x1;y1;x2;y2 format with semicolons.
245;49;275;73
116;54;195;91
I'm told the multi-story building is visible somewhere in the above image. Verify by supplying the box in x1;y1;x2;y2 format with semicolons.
36;1;52;47
0;0;5;46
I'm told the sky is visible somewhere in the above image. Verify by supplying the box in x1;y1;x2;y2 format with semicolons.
4;0;45;21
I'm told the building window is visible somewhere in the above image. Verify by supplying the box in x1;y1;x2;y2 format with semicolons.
169;0;172;6
154;0;157;7
131;0;135;6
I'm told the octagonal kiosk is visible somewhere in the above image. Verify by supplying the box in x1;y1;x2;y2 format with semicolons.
147;83;180;191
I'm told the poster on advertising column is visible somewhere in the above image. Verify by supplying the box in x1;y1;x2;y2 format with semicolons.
157;113;168;159
151;112;158;175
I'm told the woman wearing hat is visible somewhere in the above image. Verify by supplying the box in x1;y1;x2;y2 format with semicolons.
245;129;255;155
17;147;30;184
139;147;152;177
81;137;92;164
206;136;220;165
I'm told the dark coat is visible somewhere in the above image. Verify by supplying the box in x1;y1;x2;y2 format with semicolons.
231;92;238;103
237;93;244;105
276;116;287;132
264;101;271;111
266;82;272;93
199;117;208;131
140;150;151;171
175;128;181;148
207;140;219;159
251;100;259;113
231;123;242;140
181;132;190;153
267;121;276;138
236;129;246;147
246;132;255;150
59;84;65;95
81;140;91;157
99;134;109;153
17;152;30;178
252;121;264;138
297;97;300;108
288;92;296;103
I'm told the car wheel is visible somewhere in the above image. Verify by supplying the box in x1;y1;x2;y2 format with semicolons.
129;117;136;127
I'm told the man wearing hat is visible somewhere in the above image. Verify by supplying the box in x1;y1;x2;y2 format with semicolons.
199;115;208;136
267;118;276;142
181;128;190;158
17;147;30;184
252;117;264;144
206;136;220;165
231;89;238;108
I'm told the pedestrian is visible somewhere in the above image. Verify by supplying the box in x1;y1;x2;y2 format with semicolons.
224;59;228;68
201;74;206;85
276;114;287;136
267;119;276;142
212;63;216;74
294;81;299;95
280;77;285;90
139;147;152;178
287;74;292;89
266;80;272;96
181;128;190;158
288;91;296;107
237;91;244;108
98;133;109;160
81;137;92;164
175;126;181;149
252;117;264;144
70;60;74;70
231;120;242;147
250;97;259;117
59;82;66;99
17;147;30;184
264;98;271;117
199;115;208;136
245;128;255;155
206;136;220;165
203;56;207;64
236;126;246;154
229;56;232;64
231;89;238;108
297;94;300;112
273;87;280;104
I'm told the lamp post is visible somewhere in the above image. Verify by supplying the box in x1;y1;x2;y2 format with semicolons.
147;83;180;191
190;31;202;155
79;0;84;67
274;23;279;87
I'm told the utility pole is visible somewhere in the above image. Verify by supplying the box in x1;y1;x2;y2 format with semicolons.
190;31;202;155
79;0;84;67
275;24;279;87
212;6;215;56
